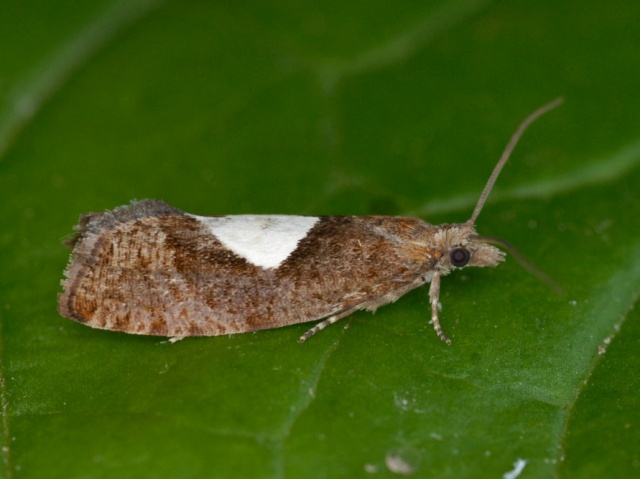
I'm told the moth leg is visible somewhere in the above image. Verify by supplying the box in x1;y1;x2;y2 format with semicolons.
298;307;360;343
429;272;452;345
167;336;186;344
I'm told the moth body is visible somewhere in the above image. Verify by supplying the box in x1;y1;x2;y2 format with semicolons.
58;200;502;343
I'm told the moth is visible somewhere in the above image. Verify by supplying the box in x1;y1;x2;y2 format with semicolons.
58;98;562;344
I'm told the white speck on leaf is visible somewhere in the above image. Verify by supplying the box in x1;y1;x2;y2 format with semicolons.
385;450;420;475
503;458;527;479
364;463;378;473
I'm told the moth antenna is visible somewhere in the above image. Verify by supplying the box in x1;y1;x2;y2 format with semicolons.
473;235;566;295
467;97;564;225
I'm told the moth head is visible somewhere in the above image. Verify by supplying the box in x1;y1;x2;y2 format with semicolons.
433;224;505;274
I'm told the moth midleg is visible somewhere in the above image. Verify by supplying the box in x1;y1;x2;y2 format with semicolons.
298;306;361;343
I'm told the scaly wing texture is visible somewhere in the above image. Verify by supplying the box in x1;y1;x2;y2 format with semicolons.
59;201;437;337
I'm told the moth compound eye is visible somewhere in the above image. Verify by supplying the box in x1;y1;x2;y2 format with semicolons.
450;248;470;267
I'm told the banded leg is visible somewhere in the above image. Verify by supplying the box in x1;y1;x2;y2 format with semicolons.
299;307;360;343
429;273;452;345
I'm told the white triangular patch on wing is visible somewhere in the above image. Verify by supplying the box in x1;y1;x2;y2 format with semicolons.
191;214;319;269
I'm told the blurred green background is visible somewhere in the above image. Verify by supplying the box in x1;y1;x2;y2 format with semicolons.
1;0;639;477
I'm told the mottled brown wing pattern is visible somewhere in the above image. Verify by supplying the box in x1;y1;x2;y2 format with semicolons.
59;201;437;338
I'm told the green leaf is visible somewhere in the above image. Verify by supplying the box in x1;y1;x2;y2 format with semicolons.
2;0;639;478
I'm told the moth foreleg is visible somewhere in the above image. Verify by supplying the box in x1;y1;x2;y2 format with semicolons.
429;272;452;345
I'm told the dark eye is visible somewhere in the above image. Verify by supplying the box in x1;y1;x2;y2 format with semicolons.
450;248;470;267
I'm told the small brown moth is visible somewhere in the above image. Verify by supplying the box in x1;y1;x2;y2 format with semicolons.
58;98;562;344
